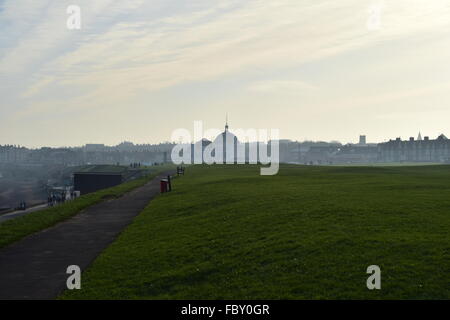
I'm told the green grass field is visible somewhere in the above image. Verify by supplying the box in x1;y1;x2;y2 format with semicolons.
61;165;449;299
0;166;172;249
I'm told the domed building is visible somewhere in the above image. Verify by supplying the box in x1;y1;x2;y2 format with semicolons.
213;120;239;164
189;118;243;164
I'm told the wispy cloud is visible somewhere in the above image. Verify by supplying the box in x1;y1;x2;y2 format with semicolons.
248;80;317;93
1;0;450;146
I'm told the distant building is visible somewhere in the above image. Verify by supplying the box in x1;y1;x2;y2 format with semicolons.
84;144;106;152
189;123;241;164
417;132;423;141
379;134;450;163
304;145;339;164
359;135;367;145
116;141;135;151
216;120;239;163
333;142;379;164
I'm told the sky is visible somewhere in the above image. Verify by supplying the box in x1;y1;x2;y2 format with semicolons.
1;0;450;148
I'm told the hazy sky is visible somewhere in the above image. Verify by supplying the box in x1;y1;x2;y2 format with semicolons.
1;0;450;147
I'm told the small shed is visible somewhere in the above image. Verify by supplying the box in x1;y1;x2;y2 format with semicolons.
73;165;129;195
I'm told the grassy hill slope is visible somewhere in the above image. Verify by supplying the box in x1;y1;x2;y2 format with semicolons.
61;165;450;299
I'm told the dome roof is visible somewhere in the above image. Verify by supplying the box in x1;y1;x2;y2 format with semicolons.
214;129;238;144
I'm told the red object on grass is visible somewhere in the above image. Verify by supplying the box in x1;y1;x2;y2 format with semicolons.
160;179;168;193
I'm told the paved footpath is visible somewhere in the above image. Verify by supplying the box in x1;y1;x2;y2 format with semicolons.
0;172;172;300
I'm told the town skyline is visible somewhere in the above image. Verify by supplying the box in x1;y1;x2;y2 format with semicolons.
0;128;444;149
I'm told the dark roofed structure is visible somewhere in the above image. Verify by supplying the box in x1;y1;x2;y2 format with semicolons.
73;165;141;195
